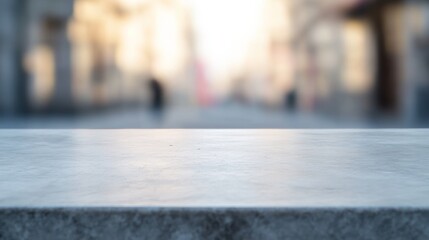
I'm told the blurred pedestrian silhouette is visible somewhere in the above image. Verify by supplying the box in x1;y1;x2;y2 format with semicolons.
148;77;164;112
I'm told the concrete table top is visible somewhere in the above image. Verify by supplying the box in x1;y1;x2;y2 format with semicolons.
1;129;428;208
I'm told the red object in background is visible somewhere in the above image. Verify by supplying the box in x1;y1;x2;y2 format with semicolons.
195;60;213;106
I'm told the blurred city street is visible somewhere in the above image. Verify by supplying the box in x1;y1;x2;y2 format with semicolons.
0;104;400;128
2;0;429;127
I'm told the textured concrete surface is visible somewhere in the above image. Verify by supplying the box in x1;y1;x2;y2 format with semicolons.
1;207;429;240
1;130;429;239
1;129;429;207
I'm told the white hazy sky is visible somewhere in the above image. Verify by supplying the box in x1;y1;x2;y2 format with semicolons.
185;0;267;80
117;0;268;81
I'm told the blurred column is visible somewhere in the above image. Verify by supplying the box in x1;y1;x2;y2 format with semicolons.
403;1;429;124
0;0;23;115
28;0;75;113
49;17;74;112
0;0;32;115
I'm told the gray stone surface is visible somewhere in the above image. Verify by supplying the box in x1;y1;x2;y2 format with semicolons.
1;207;429;240
0;129;429;207
1;129;429;239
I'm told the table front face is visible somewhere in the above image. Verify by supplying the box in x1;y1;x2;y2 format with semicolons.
0;129;428;207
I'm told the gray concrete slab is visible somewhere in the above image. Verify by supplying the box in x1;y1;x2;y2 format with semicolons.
0;129;428;207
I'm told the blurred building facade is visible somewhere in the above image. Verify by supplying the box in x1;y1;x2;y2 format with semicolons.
290;0;429;123
1;0;429;125
0;0;195;114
